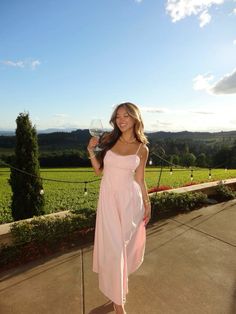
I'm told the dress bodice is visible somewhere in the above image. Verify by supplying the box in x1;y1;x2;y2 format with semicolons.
101;149;141;190
104;149;140;170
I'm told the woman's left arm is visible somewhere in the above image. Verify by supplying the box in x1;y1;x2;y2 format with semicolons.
134;145;151;226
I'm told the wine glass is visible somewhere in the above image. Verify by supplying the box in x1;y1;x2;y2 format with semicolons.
89;119;104;151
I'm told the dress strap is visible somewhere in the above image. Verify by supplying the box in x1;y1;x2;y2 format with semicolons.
135;143;142;155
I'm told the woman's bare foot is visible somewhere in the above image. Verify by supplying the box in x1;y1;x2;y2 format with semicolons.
113;302;126;314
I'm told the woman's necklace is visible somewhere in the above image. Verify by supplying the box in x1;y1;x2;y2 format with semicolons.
119;136;137;144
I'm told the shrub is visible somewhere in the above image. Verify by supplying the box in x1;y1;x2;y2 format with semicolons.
0;244;22;267
213;182;236;202
10;211;95;246
0;210;96;270
150;191;208;221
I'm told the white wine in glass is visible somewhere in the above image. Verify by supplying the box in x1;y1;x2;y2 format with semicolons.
89;119;104;151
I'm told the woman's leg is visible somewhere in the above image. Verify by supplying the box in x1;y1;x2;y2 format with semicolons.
113;302;126;314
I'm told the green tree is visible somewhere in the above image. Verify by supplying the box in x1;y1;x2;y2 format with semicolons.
183;143;189;154
181;152;196;167
230;143;236;168
213;145;231;168
9;113;45;221
170;154;180;166
196;153;208;168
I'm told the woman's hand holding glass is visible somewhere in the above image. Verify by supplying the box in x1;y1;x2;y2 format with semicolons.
89;119;103;152
87;137;100;153
87;136;103;175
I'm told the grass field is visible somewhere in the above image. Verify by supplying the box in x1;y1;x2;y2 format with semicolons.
1;167;236;224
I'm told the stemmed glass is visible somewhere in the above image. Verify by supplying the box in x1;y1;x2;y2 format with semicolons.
89;119;104;151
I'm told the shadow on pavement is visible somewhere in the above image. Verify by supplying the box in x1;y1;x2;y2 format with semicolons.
230;279;236;314
0;242;94;282
88;300;114;313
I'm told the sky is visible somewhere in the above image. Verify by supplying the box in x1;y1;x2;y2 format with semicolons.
0;0;236;133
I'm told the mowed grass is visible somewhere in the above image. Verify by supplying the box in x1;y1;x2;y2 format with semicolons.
0;167;236;224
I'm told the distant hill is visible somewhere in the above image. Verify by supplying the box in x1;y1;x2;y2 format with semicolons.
147;130;236;141
0;128;78;136
37;128;79;134
1;129;235;168
0;131;15;136
0;129;236;153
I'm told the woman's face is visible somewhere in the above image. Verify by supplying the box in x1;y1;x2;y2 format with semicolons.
115;106;135;133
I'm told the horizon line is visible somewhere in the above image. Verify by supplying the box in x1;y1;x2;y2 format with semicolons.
0;128;236;134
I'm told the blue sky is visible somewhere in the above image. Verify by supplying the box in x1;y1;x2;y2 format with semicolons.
0;0;236;132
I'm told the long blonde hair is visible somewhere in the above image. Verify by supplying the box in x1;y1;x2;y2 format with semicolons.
97;102;149;169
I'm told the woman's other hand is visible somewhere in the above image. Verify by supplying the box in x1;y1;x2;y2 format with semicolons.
143;204;151;226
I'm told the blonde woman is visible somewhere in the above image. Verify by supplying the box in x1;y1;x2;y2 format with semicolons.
87;102;151;314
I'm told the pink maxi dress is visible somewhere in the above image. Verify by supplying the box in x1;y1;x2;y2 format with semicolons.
92;143;146;305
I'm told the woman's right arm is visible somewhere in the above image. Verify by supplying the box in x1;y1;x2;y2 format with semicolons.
87;137;103;176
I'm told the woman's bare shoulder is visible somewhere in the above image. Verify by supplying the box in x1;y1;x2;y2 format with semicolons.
139;143;149;158
141;143;149;152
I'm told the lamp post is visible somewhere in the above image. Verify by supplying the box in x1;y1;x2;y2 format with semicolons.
150;146;166;198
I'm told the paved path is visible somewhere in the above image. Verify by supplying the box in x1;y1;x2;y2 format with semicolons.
0;200;236;314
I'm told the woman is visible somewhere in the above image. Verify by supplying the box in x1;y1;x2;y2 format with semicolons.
87;102;151;314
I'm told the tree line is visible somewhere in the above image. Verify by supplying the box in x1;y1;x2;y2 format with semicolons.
148;137;236;168
1;128;236;168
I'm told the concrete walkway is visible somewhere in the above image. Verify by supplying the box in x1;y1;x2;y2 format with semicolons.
0;200;236;314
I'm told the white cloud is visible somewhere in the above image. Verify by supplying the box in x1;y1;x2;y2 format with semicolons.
1;59;41;70
2;60;25;68
199;10;211;27
193;73;214;91
53;114;70;118
166;0;224;27
190;110;215;114
229;7;236;15
51;114;70;127
150;120;173;130
31;60;41;70
45;114;82;129
233;39;236;45
146;104;236;132
156;120;172;126
140;106;169;113
193;68;236;94
211;68;236;94
11;113;81;130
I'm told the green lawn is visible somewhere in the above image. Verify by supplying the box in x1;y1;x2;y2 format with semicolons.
1;167;236;224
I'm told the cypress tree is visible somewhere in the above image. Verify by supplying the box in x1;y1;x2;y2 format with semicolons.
9;112;45;221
